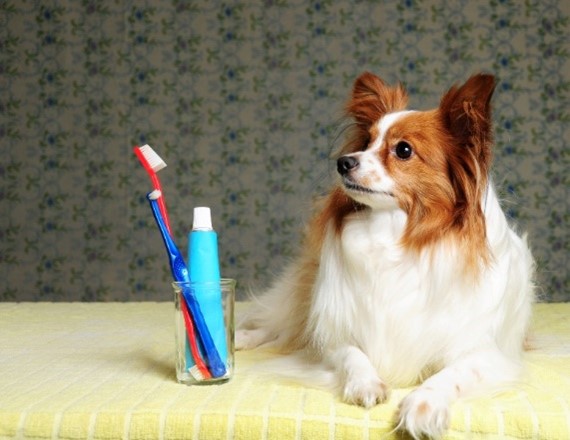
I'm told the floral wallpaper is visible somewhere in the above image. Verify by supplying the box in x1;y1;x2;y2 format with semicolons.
1;0;568;302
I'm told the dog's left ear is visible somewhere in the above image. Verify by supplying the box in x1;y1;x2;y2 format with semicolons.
440;73;496;152
440;75;496;230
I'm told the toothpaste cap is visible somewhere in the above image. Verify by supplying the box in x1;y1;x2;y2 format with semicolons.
192;207;213;231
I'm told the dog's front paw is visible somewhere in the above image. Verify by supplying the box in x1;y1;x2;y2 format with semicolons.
342;374;389;408
397;388;450;439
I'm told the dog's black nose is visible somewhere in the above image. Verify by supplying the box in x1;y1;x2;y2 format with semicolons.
337;156;359;176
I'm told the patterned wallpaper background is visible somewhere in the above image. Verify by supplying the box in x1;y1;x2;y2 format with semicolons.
1;1;568;302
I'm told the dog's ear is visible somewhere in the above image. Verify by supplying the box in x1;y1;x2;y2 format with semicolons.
346;72;408;126
439;74;496;242
440;73;496;156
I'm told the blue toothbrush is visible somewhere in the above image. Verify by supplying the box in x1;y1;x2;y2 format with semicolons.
147;190;227;378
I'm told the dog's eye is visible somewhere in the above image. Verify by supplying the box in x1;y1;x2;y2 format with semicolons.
395;141;413;160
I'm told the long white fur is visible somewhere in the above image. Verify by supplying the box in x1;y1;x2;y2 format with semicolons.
236;111;534;439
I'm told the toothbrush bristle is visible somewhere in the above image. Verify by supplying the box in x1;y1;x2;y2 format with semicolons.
139;144;167;172
148;189;162;200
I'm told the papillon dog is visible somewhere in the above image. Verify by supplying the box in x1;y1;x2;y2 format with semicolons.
236;72;535;439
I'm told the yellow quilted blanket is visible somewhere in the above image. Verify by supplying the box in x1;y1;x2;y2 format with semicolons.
0;302;568;439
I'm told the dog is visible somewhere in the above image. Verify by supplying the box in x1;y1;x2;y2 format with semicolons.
236;72;535;439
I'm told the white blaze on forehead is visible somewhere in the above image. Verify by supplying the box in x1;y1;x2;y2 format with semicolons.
370;110;416;151
351;110;415;198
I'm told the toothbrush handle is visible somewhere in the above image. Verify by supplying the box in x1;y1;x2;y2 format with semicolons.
180;294;211;379
149;174;172;236
180;285;227;378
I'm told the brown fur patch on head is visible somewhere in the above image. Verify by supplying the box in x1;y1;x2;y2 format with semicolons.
340;72;408;156
379;110;459;250
386;74;496;276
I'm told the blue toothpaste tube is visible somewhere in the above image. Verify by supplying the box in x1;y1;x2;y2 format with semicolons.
188;207;228;366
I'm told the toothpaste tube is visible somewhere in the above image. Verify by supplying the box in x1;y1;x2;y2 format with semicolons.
188;207;228;367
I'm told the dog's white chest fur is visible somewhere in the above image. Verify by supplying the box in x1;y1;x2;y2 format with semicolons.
311;209;436;385
311;205;513;387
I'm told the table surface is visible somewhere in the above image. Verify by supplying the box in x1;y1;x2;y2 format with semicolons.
0;302;569;439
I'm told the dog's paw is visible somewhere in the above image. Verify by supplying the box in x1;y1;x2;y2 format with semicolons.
397;388;450;439
235;328;269;350
342;374;389;408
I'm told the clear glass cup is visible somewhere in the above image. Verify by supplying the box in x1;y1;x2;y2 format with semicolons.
172;279;235;385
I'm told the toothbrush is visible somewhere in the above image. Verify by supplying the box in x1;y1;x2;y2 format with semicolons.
180;295;211;380
147;190;227;378
145;189;210;381
134;144;172;235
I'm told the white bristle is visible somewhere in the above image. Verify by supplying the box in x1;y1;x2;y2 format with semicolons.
139;144;167;172
148;189;162;200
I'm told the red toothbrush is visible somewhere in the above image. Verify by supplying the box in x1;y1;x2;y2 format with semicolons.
133;144;172;235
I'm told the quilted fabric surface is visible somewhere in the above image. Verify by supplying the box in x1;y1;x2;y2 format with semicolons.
0;302;568;439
